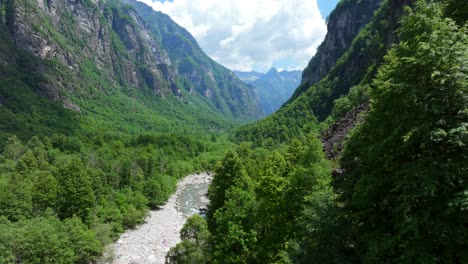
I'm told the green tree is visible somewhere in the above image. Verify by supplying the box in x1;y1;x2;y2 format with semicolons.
64;217;102;263
1;136;26;161
32;171;58;214
0;173;33;221
0;217;75;264
207;151;246;229
445;0;468;25
255;151;290;262
339;1;468;262
212;184;257;264
56;157;95;222
286;137;345;263
180;214;210;245
166;215;211;264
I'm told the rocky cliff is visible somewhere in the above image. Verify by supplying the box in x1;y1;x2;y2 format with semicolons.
299;0;383;91
1;0;177;98
124;0;262;118
235;0;416;146
0;0;261;140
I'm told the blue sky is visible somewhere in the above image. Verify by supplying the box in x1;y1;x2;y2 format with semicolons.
318;0;340;18
142;0;340;72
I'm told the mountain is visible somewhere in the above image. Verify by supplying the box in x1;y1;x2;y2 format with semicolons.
235;0;414;145
0;0;465;262
234;68;302;115
233;70;264;84
122;0;262;118
0;0;261;142
205;1;467;263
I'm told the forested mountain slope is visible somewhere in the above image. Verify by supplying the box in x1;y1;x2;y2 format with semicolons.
0;0;261;143
167;1;466;263
235;68;302;115
236;0;413;145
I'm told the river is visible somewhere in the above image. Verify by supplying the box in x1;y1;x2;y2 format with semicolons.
101;172;212;264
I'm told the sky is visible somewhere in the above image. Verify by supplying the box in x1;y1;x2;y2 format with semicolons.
137;0;340;73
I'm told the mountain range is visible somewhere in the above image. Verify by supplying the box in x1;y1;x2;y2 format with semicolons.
234;68;301;115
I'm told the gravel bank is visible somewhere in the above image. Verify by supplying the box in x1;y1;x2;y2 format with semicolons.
104;172;212;264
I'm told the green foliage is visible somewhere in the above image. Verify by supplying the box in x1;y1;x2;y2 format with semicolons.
180;214;210;244
444;0;468;25
32;171;58;214
166;215;211;264
212;180;257;263
194;135;333;263
0;216;102;264
339;1;468;262
207;151;247;227
0;130;230;263
0;75;80;144
0;173;33;221
56;157;95;222
331;84;370;119
255;151;290;262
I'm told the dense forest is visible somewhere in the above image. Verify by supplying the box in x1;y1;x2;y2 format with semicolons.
0;0;466;263
167;0;467;263
0;131;235;262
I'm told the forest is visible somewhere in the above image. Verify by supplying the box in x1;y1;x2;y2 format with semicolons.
0;131;236;262
0;0;466;263
167;1;467;263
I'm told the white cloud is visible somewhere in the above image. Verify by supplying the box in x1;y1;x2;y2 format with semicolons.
137;0;327;72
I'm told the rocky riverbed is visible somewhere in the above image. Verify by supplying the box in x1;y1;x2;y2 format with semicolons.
102;172;212;264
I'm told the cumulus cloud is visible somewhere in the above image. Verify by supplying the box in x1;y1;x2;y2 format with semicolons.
137;0;327;72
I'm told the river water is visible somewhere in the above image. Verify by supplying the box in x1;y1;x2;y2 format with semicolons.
101;172;212;264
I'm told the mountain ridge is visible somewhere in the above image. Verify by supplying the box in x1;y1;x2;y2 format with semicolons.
124;0;263;118
234;68;301;115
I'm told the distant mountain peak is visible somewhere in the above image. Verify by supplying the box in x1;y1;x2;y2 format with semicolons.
266;67;278;75
234;68;301;115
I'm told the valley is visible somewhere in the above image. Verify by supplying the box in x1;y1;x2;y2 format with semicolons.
102;172;211;264
0;0;466;263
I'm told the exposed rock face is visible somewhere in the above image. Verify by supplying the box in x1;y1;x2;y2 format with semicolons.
321;102;369;159
299;0;384;94
235;0;417;145
1;0;175;98
0;0;261;120
123;0;262;118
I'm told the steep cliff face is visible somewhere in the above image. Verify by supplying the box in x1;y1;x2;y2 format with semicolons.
1;0;177;101
122;0;262;118
299;0;383;91
0;0;262;140
236;0;416;146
